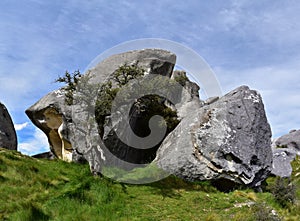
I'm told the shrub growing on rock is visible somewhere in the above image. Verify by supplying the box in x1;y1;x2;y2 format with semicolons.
55;70;82;105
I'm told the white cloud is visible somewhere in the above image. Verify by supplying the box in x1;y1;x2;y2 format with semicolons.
18;128;49;156
14;122;29;131
1;0;300;155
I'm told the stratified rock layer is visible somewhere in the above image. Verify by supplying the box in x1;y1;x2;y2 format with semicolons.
154;86;273;187
0;102;17;150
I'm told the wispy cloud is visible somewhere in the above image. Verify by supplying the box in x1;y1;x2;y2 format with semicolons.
1;0;300;155
14;122;29;131
18;128;49;156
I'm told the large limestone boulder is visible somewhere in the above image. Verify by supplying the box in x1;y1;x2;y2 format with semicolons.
26;49;177;162
26;49;272;187
271;129;300;177
273;129;300;155
25;90;72;161
0;102;17;150
154;86;273;187
271;148;296;177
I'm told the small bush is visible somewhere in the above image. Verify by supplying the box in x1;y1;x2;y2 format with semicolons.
174;74;189;86
271;177;296;208
252;203;281;221
55;70;82;105
94;64;180;137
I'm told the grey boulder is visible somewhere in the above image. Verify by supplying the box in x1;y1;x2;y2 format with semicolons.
271;148;296;177
25;89;72;160
271;129;300;177
0;102;17;150
154;86;273;187
25;49;177;163
273;129;300;155
26;49;273;187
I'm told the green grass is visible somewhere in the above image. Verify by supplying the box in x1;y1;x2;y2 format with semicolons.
0;147;299;221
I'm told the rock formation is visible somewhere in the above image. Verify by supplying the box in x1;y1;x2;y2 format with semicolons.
26;49;176;162
0;102;17;150
26;49;273;187
25;90;73;161
154;86;272;187
271;129;300;177
271;148;296;177
274;129;300;155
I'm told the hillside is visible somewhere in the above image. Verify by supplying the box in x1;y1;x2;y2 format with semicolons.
0;147;299;221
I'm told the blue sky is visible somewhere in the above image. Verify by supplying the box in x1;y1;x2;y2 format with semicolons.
0;0;299;155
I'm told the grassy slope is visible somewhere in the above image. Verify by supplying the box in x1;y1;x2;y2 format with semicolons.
0;147;299;221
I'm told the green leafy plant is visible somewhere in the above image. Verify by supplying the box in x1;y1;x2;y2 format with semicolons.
94;63;180;138
113;63;145;87
55;70;82;105
174;74;189;86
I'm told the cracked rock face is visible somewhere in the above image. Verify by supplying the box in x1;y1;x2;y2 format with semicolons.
154;86;272;187
0;102;17;150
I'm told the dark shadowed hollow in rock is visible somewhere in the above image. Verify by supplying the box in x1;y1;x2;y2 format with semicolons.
100;94;180;164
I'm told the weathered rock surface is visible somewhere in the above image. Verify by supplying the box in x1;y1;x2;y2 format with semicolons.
273;129;300;155
25;90;72;161
26;49;177;162
154;86;273;187
171;70;201;119
27;49;273;187
271;129;300;177
271;148;296;177
0;102;17;150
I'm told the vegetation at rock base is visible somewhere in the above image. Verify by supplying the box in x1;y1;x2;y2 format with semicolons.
1;147;300;220
270;177;296;208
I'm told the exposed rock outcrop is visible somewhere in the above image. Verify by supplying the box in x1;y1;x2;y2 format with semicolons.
26;49;273;187
274;129;300;155
0;102;17;150
271;129;300;177
271;148;296;177
154;86;273;187
25;90;72;161
26;49;177;162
